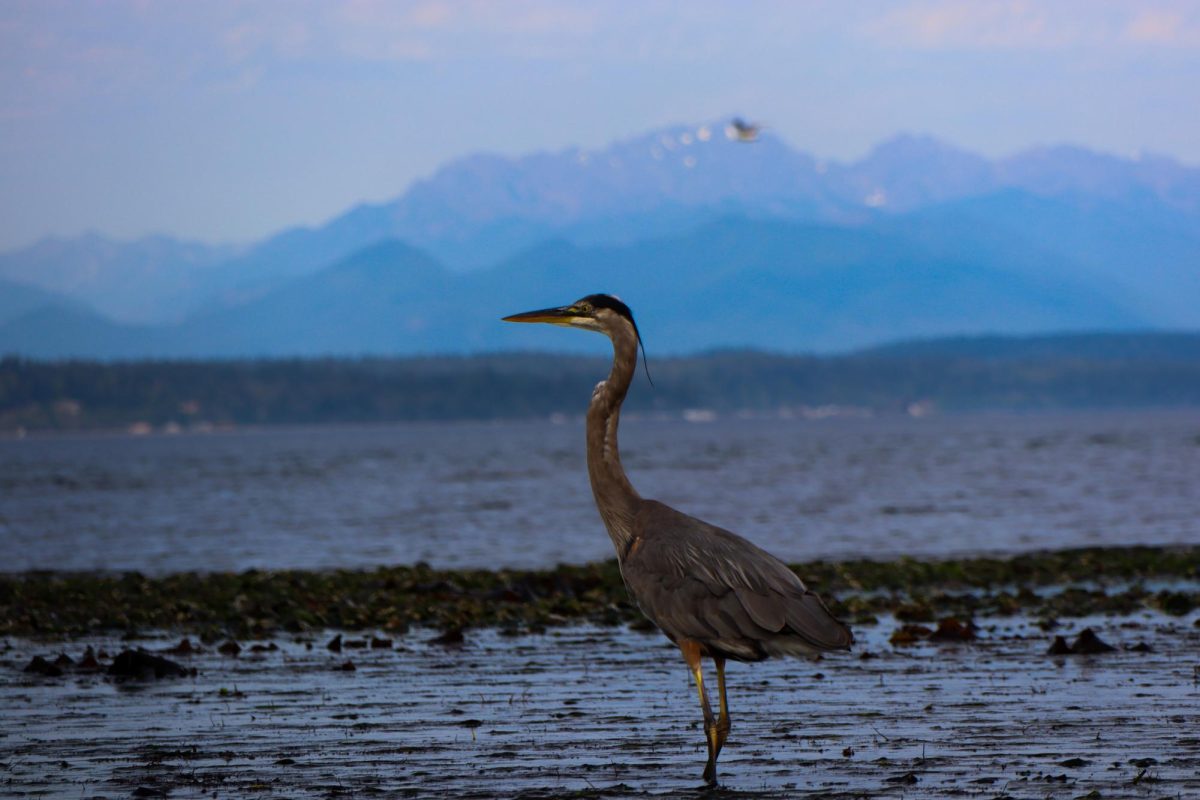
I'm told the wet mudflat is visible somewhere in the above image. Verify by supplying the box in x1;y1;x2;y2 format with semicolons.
4;613;1198;799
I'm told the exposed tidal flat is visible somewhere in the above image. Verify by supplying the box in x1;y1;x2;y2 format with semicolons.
4;610;1198;798
4;547;1200;797
3;411;1199;796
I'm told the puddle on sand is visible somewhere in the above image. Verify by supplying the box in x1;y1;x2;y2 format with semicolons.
3;613;1199;798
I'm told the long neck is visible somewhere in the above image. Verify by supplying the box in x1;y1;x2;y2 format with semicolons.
587;322;641;558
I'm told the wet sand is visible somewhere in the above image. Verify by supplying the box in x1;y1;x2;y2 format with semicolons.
5;612;1198;798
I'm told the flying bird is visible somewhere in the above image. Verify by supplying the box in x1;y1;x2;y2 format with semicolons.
503;294;852;785
726;117;762;142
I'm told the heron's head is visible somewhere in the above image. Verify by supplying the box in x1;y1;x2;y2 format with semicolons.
502;294;641;340
503;293;653;384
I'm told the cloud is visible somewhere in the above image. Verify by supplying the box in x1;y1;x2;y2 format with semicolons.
1125;9;1200;47
327;0;602;62
0;0;625;117
337;0;598;36
864;0;1200;51
312;1;825;65
864;1;1087;49
221;18;312;64
5;0;1199;123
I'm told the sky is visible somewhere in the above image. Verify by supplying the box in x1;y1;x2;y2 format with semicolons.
2;0;1199;251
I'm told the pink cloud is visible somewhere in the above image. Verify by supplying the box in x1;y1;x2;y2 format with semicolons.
862;0;1200;50
1126;9;1200;47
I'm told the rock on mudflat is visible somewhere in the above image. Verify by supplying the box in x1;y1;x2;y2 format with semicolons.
1047;636;1073;655
1047;627;1116;655
1071;628;1117;653
23;655;63;677
107;649;195;680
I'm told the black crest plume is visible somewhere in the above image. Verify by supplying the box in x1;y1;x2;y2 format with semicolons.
583;294;653;386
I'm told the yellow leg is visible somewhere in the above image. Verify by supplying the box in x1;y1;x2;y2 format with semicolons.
714;656;731;756
680;640;720;785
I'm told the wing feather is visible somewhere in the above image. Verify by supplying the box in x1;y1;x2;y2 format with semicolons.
782;590;855;650
622;499;853;658
734;588;787;633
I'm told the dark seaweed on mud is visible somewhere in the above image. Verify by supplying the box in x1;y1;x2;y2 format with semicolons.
2;545;1198;639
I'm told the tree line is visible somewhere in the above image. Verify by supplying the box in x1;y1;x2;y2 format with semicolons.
3;338;1200;431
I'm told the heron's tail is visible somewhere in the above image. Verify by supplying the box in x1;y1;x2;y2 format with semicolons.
782;590;854;651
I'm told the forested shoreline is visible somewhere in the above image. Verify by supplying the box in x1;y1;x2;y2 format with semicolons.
3;332;1200;431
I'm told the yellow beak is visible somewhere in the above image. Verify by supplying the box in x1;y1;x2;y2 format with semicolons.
501;305;578;324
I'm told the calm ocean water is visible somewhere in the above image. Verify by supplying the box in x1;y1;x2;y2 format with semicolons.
1;411;1197;574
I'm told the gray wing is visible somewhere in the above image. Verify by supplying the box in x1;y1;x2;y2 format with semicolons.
620;500;852;661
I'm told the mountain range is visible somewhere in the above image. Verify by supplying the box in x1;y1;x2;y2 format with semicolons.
1;120;1198;358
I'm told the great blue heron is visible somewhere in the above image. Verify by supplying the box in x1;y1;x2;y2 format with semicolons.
503;294;853;785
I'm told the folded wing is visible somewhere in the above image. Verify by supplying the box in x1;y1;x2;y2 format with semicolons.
621;500;853;660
